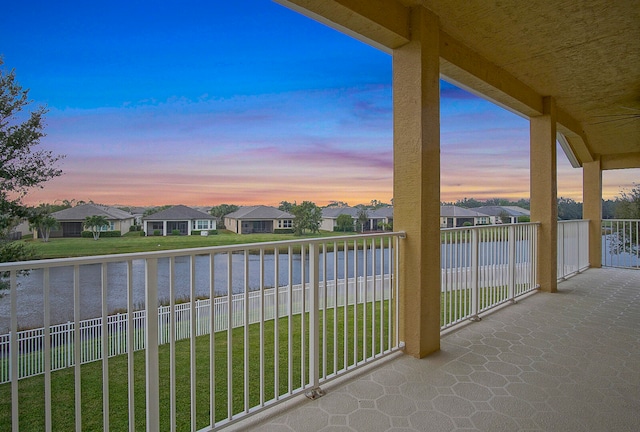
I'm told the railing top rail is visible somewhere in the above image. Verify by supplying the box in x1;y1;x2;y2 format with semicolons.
0;231;406;272
602;219;640;223
441;222;540;233
558;219;590;224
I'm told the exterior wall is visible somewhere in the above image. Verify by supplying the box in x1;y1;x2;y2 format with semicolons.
224;217;240;234
320;218;336;231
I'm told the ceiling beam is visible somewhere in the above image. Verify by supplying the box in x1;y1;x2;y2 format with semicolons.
601;153;640;170
275;0;410;52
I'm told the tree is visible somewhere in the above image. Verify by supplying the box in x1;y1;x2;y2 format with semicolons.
608;184;640;257
29;212;59;242
557;197;582;220
278;201;295;213
326;201;349;208
614;183;640;219
210;204;239;229
84;215;109;240
143;205;172;217
290;201;322;235
336;214;354;232
357;207;369;232
0;59;63;263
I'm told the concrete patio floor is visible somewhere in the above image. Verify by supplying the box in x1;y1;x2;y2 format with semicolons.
230;267;640;431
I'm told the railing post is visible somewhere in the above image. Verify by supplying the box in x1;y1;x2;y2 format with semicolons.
470;229;481;322
305;243;324;399
145;258;160;431
508;225;516;302
557;222;565;279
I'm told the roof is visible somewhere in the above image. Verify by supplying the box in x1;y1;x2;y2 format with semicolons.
51;204;133;221
440;206;487;218
286;0;639;170
321;206;390;219
474;206;531;217
143;205;214;221
225;205;294;220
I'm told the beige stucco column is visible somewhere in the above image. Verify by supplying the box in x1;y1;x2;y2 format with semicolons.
530;97;558;293
393;7;441;358
583;158;602;268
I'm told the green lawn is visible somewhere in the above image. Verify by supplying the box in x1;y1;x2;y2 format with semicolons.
20;230;358;259
0;302;394;431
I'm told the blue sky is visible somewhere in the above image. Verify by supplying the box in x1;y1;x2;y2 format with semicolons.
1;1;633;206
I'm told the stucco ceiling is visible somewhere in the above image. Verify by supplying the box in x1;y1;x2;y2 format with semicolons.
415;0;640;166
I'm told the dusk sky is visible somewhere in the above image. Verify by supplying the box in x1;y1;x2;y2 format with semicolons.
2;1;635;207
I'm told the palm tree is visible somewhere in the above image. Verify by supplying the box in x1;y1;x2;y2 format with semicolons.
29;215;59;242
84;215;109;240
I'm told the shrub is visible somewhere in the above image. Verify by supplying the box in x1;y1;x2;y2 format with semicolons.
153;230;162;236
333;226;354;232
274;229;294;234
171;229;181;236
81;230;121;238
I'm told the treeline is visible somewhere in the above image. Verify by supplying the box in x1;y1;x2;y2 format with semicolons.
446;191;639;220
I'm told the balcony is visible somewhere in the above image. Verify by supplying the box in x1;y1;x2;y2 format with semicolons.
1;221;637;430
239;265;639;432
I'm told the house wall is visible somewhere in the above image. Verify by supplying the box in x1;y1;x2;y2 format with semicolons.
320;218;336;231
224;217;240;234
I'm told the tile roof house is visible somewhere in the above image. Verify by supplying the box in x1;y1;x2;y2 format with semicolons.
320;206;390;232
50;204;135;237
142;205;216;236
440;205;491;228
224;206;294;234
474;206;531;224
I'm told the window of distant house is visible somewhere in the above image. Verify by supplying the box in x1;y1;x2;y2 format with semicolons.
193;220;211;230
278;219;292;228
99;222;115;231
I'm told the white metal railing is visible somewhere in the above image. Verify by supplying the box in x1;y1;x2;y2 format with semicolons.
557;219;590;279
0;276;390;384
440;223;539;330
602;219;640;269
0;232;402;431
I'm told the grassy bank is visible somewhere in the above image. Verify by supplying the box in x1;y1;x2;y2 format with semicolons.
20;230;358;259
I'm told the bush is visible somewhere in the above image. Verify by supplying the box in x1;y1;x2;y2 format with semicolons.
171;229;181;236
274;229;294;234
333;226;354;232
153;230;162;236
81;230;121;238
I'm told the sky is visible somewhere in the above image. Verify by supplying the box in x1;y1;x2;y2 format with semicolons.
1;1;635;207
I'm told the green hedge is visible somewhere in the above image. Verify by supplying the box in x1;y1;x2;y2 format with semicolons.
274;229;294;234
191;230;218;235
81;230;122;238
333;226;354;232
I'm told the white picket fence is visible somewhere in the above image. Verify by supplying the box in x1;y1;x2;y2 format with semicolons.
0;275;390;384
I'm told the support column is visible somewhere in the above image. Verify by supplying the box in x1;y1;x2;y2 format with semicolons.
530;97;558;292
393;7;441;358
583;158;602;268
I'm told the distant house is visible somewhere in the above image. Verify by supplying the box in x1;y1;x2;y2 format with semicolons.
50;204;135;237
142;205;216;236
474;206;531;224
320;206;388;232
440;206;490;228
224;206;294;234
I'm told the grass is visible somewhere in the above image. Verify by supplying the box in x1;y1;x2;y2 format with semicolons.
20;230;359;259
0;301;394;431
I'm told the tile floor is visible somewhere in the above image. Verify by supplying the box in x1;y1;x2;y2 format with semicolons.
228;268;640;431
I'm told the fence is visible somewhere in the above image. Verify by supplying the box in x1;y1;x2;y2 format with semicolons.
0;232;401;431
557;219;590;279
602;219;640;269
0;275;391;384
440;223;539;330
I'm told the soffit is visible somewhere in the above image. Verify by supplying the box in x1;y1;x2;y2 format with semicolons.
414;0;640;165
